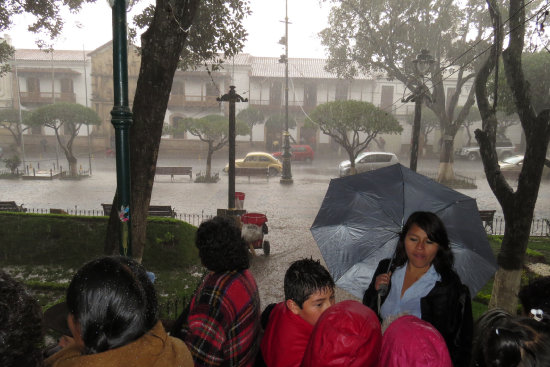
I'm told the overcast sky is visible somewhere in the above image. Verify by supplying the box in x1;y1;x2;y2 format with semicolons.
6;0;331;59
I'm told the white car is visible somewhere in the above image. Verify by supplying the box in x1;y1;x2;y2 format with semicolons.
339;152;399;177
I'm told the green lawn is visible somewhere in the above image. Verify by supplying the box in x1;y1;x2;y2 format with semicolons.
471;235;549;319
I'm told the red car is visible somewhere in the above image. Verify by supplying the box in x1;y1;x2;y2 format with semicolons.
272;144;314;163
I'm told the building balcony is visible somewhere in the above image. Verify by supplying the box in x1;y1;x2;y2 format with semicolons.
19;92;76;104
168;94;219;108
248;99;316;113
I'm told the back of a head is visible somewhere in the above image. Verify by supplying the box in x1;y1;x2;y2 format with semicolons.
196;215;249;272
379;315;452;367
284;258;334;307
518;276;550;316
66;256;158;354
302;300;381;367
471;309;513;367
480;316;550;367
0;270;43;367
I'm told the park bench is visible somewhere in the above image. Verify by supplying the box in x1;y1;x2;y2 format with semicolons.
155;166;193;181
101;203;176;218
479;210;496;234
0;201;26;212
234;167;270;182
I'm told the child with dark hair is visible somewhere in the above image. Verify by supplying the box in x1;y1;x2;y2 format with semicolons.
260;258;335;367
0;270;43;367
175;216;261;367
44;256;193;367
471;314;550;367
469;308;513;367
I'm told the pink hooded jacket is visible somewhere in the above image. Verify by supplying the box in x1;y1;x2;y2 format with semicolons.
378;315;452;367
301;300;381;367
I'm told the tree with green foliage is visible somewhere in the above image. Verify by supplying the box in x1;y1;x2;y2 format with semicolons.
320;0;495;181
170;115;249;181
2;154;21;174
237;107;264;145
2;0;251;260
475;0;550;313
24;103;101;176
310;100;402;174
0;108;30;153
485;52;550;145
264;113;298;149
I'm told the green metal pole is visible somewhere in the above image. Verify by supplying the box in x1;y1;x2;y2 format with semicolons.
110;0;132;256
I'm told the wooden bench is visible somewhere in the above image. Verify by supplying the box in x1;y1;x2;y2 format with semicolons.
234;167;270;182
101;204;176;218
0;201;26;212
479;210;496;234
155;167;193;181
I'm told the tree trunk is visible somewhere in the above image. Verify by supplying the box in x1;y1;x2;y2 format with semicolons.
475;0;550;311
206;144;213;178
68;155;78;176
437;135;455;182
488;268;522;313
105;0;200;261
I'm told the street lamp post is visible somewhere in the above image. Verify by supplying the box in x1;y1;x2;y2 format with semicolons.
218;86;247;211
404;49;434;172
279;0;293;184
109;0;133;256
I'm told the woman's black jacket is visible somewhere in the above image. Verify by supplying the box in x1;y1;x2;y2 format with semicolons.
363;259;473;367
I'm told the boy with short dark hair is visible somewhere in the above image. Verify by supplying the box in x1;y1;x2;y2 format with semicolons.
260;258;335;367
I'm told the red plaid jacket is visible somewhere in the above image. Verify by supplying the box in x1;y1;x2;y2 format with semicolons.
182;269;261;367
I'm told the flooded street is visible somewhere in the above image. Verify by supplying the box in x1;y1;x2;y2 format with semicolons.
1;155;549;305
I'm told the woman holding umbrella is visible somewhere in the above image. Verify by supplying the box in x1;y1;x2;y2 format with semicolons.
362;211;473;367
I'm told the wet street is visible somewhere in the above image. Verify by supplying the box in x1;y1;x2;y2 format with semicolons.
1;155;549;305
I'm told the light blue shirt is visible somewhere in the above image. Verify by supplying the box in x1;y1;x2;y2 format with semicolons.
380;262;440;319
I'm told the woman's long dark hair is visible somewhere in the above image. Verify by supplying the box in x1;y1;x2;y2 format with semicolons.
66;256;158;354
393;211;454;278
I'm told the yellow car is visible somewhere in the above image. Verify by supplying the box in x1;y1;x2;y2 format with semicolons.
224;152;283;176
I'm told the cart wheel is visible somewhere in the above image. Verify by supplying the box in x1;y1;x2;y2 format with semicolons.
262;240;270;256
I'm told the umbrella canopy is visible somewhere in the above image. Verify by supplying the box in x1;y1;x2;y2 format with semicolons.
311;164;497;299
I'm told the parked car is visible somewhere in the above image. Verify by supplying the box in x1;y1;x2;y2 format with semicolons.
339;152;399;177
455;137;516;161
498;155;550;180
223;152;283;175
0;146;3;158
272;144;314;163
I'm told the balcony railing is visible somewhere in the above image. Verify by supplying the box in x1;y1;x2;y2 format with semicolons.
248;99;315;112
168;94;219;108
19;92;76;104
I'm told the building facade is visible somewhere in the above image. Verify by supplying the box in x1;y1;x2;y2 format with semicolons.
0;40;477;158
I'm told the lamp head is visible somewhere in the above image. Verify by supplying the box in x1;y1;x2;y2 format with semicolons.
413;49;434;76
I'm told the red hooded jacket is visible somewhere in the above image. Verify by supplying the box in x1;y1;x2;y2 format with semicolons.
378;315;452;367
260;302;313;367
301;300;382;367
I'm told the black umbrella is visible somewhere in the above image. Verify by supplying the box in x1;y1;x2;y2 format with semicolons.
310;164;497;299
